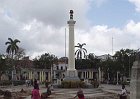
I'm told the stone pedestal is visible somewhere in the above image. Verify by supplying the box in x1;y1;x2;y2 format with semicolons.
57;79;61;85
130;60;140;99
64;70;80;81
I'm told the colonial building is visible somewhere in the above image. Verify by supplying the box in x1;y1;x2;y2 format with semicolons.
11;56;99;84
53;60;98;84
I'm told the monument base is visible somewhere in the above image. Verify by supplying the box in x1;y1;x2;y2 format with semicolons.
64;70;80;81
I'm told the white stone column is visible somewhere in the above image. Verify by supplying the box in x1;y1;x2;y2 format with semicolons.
64;10;79;81
28;72;30;79
98;67;101;87
92;71;93;79
39;72;41;82
43;71;45;81
31;71;33;79
67;13;76;70
40;71;43;82
89;71;91;79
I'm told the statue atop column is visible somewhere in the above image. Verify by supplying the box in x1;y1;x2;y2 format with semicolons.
70;10;73;19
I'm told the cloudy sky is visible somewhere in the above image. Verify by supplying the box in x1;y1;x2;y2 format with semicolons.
0;0;140;59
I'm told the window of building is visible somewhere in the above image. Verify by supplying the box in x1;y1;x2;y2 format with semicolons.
61;66;63;70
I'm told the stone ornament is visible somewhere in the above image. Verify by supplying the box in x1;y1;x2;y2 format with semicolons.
70;10;73;19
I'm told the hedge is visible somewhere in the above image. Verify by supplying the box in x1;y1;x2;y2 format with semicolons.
61;81;86;88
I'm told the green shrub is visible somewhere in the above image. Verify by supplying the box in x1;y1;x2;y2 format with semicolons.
13;80;25;86
61;81;86;88
121;81;130;85
45;81;51;87
0;80;12;86
91;80;99;88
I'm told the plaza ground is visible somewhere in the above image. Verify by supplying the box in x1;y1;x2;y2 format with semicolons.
0;84;130;99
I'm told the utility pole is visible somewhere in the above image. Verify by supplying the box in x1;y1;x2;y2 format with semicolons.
65;28;67;67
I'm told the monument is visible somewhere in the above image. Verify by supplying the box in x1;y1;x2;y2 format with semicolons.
130;52;140;99
64;10;79;81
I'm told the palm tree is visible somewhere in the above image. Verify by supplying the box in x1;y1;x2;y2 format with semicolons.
5;38;20;81
5;38;20;59
75;43;87;59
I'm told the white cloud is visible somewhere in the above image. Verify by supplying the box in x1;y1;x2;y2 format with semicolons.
125;20;140;36
93;0;108;7
0;0;92;28
0;0;140;59
75;20;140;55
129;0;140;12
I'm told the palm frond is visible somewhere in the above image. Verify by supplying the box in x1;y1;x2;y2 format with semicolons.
82;43;86;46
77;43;81;46
75;46;79;47
5;41;11;45
75;49;80;55
83;48;87;53
8;38;13;42
14;39;20;43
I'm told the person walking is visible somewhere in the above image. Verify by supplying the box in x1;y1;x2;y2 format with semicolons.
74;88;85;99
31;85;41;99
34;79;39;90
119;84;127;99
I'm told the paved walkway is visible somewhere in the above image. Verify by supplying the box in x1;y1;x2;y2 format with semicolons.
0;84;130;99
25;84;130;99
26;88;119;99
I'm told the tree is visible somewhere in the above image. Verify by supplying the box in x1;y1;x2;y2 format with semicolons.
0;54;13;80
0;54;6;77
5;38;20;81
88;53;96;60
75;53;101;70
5;38;20;59
75;43;87;59
33;53;58;69
15;47;25;60
88;53;100;69
113;49;136;77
